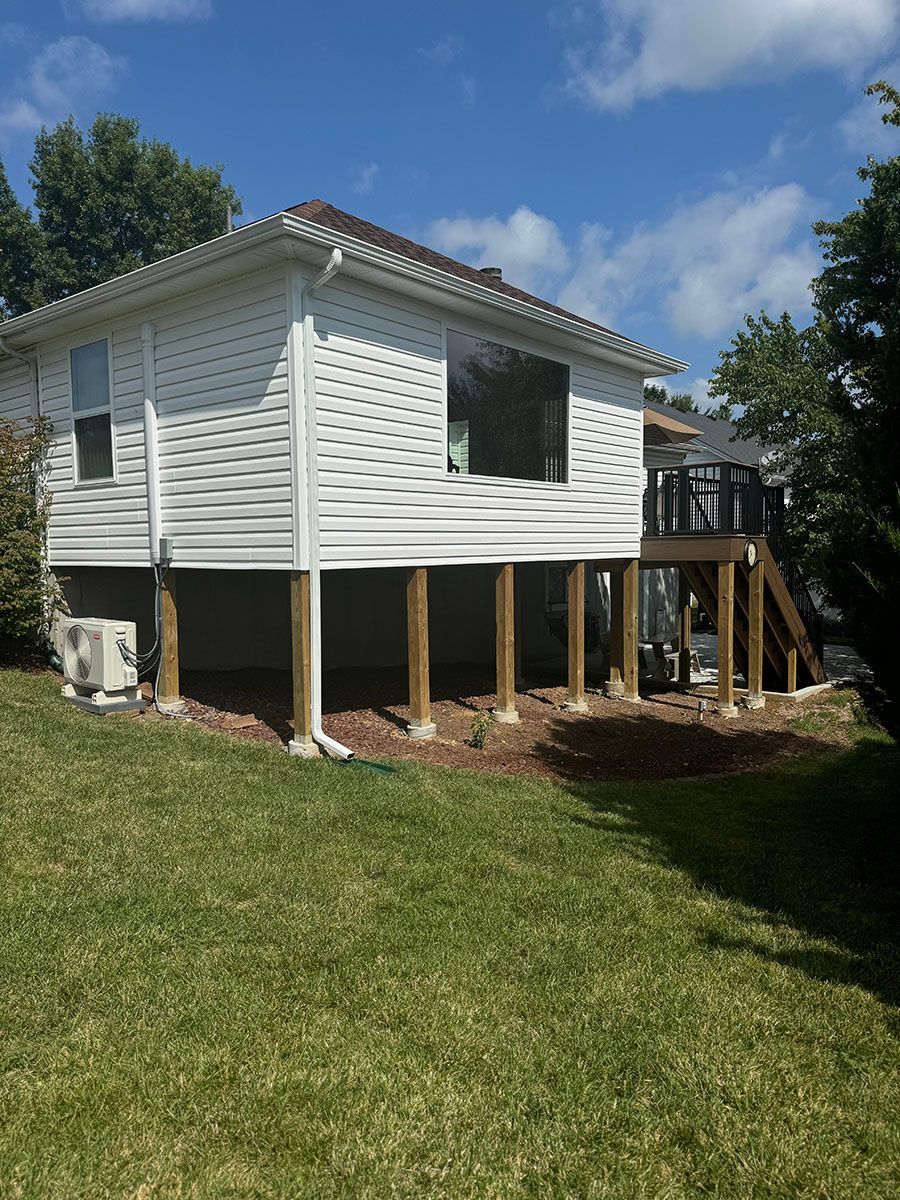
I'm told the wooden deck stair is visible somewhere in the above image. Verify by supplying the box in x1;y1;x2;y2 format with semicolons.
681;542;826;691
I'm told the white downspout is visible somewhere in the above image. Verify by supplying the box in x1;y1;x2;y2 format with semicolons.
0;336;39;418
300;248;353;760
141;323;162;563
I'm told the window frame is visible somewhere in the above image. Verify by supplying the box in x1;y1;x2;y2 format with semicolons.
441;319;573;490
68;333;118;488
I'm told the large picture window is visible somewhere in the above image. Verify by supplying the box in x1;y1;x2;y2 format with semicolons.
446;330;568;483
71;338;114;482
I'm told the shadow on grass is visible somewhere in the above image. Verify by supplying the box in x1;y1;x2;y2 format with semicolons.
563;736;900;1010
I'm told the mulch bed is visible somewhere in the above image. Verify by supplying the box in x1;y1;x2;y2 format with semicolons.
166;664;855;782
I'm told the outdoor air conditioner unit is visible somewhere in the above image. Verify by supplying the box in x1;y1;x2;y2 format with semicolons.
61;616;146;714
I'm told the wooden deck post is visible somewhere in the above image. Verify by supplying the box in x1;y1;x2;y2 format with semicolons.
677;570;693;684
605;560;639;699
564;561;588;712
622;558;639;701
493;563;519;723
288;570;318;757
744;559;766;709
605;566;624;698
786;645;798;694
406;567;436;739
716;560;738;717
158;569;181;707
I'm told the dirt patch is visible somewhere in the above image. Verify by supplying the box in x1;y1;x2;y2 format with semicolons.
170;665;863;782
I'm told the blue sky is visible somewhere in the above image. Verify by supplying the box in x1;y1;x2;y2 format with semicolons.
2;0;899;404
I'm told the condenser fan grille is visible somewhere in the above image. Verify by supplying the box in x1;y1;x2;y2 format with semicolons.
64;624;93;682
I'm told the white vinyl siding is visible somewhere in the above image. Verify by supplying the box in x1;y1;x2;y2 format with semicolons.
154;269;292;566
37;267;292;569
312;276;644;568
0;358;34;424
40;324;147;565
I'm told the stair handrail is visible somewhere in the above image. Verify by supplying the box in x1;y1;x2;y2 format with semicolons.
761;493;824;662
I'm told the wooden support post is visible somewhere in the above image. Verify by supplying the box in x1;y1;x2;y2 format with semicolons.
677;570;693;684
622;558;639;701
605;566;625;698
158;568;181;707
564;560;588;712
493;563;519;723
716;560;738;717
406;567;436;739
786;645;798;694
744;559;766;709
288;570;318;757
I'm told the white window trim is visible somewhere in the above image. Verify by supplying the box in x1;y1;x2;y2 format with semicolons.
68;332;118;488
441;318;573;491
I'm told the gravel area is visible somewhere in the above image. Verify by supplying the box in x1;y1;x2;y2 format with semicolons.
174;664;861;782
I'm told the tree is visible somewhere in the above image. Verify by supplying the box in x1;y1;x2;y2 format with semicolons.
0;114;240;317
642;382;699;413
710;82;900;711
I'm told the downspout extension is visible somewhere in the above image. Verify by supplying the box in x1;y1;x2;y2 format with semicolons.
300;248;354;760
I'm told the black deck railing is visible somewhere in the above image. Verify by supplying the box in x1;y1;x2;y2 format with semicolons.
645;462;823;662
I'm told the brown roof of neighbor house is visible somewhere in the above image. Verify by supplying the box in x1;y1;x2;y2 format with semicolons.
284;199;637;346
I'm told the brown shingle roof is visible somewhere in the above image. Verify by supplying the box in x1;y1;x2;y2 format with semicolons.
284;199;631;344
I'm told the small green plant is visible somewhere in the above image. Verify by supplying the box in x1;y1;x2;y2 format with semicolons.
468;710;493;750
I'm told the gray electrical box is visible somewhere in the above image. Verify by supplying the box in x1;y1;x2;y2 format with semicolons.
158;537;174;566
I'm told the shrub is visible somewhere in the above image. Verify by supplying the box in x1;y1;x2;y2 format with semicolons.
0;416;60;662
468;711;493;750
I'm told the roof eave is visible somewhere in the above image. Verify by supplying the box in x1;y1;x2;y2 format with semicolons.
281;214;687;377
1;212;688;377
0;214;289;347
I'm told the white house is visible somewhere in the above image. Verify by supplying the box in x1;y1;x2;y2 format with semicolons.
0;200;687;755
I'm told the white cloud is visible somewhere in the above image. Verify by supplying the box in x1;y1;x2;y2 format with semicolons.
563;0;899;110
428;188;817;345
0;23;30;46
0;36;125;140
427;206;570;293
351;161;379;195
839;71;900;156
648;375;713;411
420;34;462;65
559;185;818;339
74;0;213;19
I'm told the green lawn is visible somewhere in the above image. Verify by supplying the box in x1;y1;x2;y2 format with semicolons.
1;671;898;1199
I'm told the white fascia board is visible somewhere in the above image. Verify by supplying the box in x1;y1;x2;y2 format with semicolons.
0;216;288;349
281;215;688;379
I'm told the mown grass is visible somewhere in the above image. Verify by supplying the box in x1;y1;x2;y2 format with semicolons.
1;670;898;1199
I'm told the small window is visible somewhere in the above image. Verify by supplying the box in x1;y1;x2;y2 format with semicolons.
446;329;568;483
71;339;113;482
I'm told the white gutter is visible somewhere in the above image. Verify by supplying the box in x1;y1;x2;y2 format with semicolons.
0;335;39;418
300;248;354;761
141;323;162;563
0;213;687;379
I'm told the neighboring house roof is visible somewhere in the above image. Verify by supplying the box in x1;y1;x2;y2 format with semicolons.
642;399;773;466
285;199;632;346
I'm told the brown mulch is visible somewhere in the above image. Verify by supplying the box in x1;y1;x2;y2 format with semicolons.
168;664;856;783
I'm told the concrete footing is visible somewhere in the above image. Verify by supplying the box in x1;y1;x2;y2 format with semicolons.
406;720;437;740
492;708;520;724
288;737;320;758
